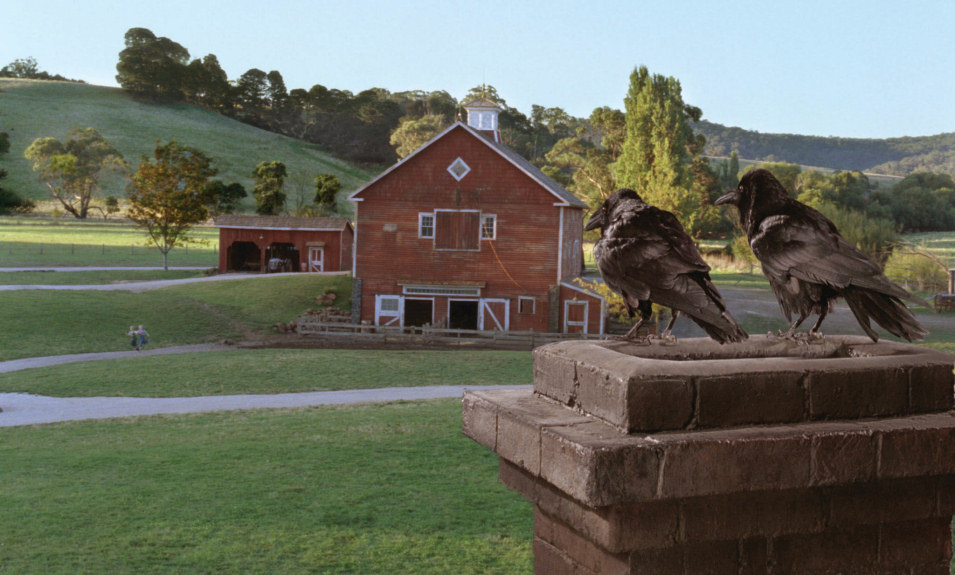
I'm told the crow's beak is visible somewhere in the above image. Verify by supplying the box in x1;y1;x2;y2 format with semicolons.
584;212;603;231
715;190;741;206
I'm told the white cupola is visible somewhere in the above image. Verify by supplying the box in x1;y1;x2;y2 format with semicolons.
464;97;501;142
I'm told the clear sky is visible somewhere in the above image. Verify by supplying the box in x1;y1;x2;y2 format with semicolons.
4;0;954;139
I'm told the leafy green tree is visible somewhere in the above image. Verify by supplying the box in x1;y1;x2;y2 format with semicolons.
252;161;287;215
24;128;125;218
235;68;269;125
390;114;447;158
617;66;703;232
588;107;626;160
115;28;190;101
314;174;341;208
0;137;34;214
1;57;39;78
202;180;247;216
184;54;232;112
127;141;217;270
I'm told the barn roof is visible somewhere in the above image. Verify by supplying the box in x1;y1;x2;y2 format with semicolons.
214;215;352;231
347;122;587;209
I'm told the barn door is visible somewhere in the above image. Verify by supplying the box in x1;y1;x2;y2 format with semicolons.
375;295;403;327
563;301;588;334
479;299;509;331
308;246;324;272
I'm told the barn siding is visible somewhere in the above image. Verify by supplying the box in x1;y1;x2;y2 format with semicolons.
217;226;353;273
352;124;596;333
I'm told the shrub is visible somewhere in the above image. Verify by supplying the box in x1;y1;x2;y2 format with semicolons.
883;246;948;292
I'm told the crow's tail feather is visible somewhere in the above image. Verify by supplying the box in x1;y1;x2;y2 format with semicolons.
842;287;928;342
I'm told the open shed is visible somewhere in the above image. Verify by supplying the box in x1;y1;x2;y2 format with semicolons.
214;215;353;274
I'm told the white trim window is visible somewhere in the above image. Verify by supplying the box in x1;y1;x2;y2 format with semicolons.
518;296;536;314
419;213;435;238
481;214;497;240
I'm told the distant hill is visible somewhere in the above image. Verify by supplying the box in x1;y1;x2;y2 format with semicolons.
695;120;955;177
0;79;375;215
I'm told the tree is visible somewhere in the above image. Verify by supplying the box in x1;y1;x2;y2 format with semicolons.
589;107;626;160
616;66;703;232
115;28;190;101
127;141;217;270
202;180;247;216
235;68;269;125
0;136;34;214
313;174;341;209
252;161;287;215
1;57;39;78
24;128;125;218
390;114;447;158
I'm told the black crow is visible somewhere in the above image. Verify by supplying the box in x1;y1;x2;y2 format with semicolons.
715;168;929;342
585;188;748;343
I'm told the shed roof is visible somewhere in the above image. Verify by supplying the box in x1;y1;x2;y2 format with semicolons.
347;122;587;209
214;215;352;231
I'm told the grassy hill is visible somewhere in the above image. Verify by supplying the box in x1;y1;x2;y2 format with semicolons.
696;120;955;178
0;79;376;215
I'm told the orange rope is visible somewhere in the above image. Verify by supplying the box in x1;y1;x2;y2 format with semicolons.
486;238;523;289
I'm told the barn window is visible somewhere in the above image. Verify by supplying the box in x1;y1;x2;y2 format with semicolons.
435;210;480;251
481;214;497;240
419;213;434;238
518;296;536;314
447;157;471;181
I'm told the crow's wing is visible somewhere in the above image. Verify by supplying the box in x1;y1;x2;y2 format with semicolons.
751;209;902;297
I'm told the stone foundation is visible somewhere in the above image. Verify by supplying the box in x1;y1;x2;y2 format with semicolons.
463;335;955;574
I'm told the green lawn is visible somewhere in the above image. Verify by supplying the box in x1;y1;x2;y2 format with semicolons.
0;269;206;284
0;217;218;268
0;400;533;575
0;274;353;361
0;349;532;397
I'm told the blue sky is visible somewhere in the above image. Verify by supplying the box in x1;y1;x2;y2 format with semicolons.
4;0;954;139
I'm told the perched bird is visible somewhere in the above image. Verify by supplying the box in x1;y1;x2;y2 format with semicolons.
585;188;747;344
715;169;929;342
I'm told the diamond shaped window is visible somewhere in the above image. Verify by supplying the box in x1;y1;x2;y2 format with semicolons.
447;157;471;181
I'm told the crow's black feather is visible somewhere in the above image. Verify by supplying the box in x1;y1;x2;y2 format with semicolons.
586;188;747;343
715;169;928;342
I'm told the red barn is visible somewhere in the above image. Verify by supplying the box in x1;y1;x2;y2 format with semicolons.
347;100;604;334
214;215;353;273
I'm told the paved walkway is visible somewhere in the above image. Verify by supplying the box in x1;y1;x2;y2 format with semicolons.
0;385;528;428
0;344;530;428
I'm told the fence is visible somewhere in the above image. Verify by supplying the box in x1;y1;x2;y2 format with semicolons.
294;319;607;347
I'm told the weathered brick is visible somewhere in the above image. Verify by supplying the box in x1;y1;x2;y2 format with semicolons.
625;377;694;432
679;489;825;543
878;413;955;478
461;392;497;450
909;362;955;413
827;478;937;527
533;347;578;406
878;518;954;571
809;425;878;485
627;546;683;575
574;362;630;430
682;540;742;575
659;429;812;499
533;538;580;575
773;526;881;574
809;367;908;420
535;509;629;575
696;371;805;428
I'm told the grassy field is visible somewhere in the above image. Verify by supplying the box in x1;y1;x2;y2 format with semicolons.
0;348;532;397
0;274;353;361
0;79;375;217
0;401;533;574
0;217;219;267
